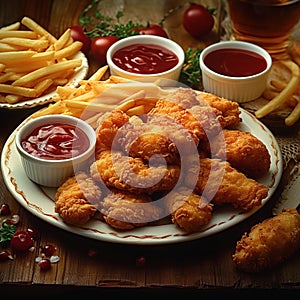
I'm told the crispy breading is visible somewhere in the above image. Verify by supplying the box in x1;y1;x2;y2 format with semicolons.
232;209;300;272
201;129;271;178
197;92;241;128
90;150;181;195
164;187;213;233
186;157;268;211
55;171;102;225
100;189;163;230
95;109;130;155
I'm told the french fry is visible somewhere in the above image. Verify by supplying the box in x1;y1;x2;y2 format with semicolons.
21;16;57;44
53;28;72;51
54;41;83;60
255;60;300;120
0;30;38;39
88;65;109;81
0;83;37;97
0;50;36;63
0;37;49;50
0;22;20;31
12;59;82;87
4;94;24;104
285;100;300;126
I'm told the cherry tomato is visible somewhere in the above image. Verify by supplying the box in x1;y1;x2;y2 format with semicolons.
91;36;119;65
182;4;214;38
10;230;33;252
69;25;91;55
137;24;168;38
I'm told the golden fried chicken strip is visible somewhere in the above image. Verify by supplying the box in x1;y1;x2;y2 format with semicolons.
148;97;204;143
186;157;268;212
232;209;300;272
201;129;271;178
148;88;240;145
100;189;163;230
197;92;241;128
95;109;130;155
164;187;213;233
55;172;102;225
90;150;181;195
118;114;198;165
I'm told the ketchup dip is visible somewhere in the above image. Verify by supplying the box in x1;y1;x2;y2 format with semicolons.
203;48;267;77
111;43;179;74
21;122;90;160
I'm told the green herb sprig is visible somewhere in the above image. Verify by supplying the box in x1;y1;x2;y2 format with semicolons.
0;220;16;248
79;0;145;39
179;47;203;89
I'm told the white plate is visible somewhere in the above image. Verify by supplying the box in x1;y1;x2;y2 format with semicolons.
0;51;89;110
1;108;282;245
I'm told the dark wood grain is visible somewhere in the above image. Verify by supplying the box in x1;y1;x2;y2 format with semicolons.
0;0;299;297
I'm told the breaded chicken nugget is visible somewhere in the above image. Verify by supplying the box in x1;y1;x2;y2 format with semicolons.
100;189;163;230
90;150;181;195
201;129;271;178
232;208;300;272
164;187;213;233
55;172;102;225
187;157;268;212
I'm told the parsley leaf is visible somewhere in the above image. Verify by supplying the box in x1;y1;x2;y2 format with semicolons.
0;221;16;248
179;47;203;90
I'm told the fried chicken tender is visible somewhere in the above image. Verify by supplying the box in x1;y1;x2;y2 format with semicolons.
148;88;241;145
118;114;198;165
100;189;163;230
95;109;130;155
55;172;102;225
164;187;213;233
232;209;300;272
90;150;181;195
197;92;241;128
201;129;271;178
186;157;268;211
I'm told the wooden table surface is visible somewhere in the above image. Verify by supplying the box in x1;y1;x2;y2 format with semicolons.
0;0;299;297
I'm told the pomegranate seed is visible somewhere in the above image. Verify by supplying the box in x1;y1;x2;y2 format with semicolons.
0;250;11;262
135;256;146;267
0;203;11;216
38;258;51;270
10;214;20;225
10;230;33;252
41;244;56;257
27;228;38;240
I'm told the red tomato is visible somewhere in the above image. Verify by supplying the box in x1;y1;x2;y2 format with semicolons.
137;24;168;38
182;4;214;38
91;36;119;65
69;25;91;55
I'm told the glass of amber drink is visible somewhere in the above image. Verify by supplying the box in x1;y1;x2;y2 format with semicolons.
226;0;300;59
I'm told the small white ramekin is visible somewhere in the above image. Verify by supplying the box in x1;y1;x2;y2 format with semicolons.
15;114;96;187
199;41;272;103
106;35;185;83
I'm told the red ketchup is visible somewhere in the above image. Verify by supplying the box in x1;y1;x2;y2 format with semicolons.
112;43;179;74
203;48;267;77
21;123;90;160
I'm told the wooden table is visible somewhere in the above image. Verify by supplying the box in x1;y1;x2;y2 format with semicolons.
0;0;299;297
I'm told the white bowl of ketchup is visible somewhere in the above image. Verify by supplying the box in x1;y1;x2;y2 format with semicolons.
199;41;272;103
106;35;185;84
15;114;96;187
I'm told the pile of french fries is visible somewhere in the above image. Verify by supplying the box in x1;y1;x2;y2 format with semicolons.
255;52;300;126
0;16;83;104
32;65;171;128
